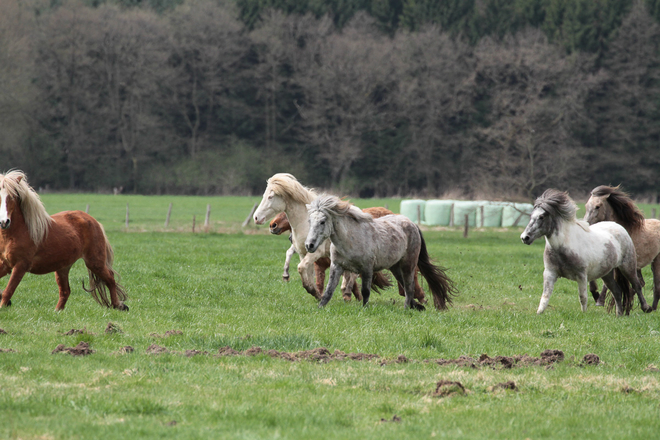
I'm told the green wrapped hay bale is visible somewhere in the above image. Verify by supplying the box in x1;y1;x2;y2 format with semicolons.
453;201;480;227
400;199;426;224
502;203;534;227
423;200;454;226
476;202;505;227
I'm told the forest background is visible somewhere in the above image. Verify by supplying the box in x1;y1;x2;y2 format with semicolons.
2;0;660;201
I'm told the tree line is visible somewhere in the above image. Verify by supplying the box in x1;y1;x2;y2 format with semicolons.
1;0;659;200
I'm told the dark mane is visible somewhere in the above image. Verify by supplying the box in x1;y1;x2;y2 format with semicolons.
591;185;645;232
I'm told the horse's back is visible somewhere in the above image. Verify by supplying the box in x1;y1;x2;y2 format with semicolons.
632;219;660;267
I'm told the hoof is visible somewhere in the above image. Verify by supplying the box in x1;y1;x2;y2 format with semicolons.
342;295;352;302
642;305;652;313
0;299;11;308
595;302;605;307
116;303;129;312
282;276;289;282
411;301;426;311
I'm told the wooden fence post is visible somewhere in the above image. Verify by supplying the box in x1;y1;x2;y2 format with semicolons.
653;208;657;219
125;204;129;229
416;205;421;225
192;215;196;233
85;204;90;214
165;202;172;227
204;204;211;232
463;214;469;238
242;203;259;227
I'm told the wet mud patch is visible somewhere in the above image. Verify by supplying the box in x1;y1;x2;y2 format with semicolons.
433;380;467;397
52;341;94;356
429;350;566;369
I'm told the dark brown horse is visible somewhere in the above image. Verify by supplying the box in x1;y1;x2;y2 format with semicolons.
0;171;128;311
270;208;427;303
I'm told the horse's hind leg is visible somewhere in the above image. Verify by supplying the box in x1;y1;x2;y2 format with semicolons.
341;272;359;301
620;264;651;313
590;280;608;306
391;264;424;311
0;264;15;307
602;271;625;316
54;266;72;311
652;257;660;310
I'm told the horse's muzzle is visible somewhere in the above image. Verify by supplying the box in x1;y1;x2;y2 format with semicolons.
305;242;317;253
520;234;532;245
0;219;10;229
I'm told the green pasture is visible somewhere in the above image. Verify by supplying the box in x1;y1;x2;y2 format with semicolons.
1;194;660;439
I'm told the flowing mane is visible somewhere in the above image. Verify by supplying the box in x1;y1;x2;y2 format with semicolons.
266;173;317;205
0;170;52;245
310;194;373;223
535;189;589;231
591;185;645;232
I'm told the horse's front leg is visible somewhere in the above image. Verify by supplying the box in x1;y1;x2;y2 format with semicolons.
282;244;296;281
54;266;73;311
319;263;344;308
297;253;321;300
537;269;558;314
577;276;589;312
651;257;660;311
0;264;27;308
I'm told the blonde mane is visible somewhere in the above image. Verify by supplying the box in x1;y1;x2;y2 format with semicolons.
266;173;317;205
0;170;52;245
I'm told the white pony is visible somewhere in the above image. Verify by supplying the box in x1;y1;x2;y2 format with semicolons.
305;194;456;310
521;189;651;316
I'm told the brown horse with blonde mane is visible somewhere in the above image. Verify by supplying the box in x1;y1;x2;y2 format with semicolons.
0;170;128;311
584;185;660;310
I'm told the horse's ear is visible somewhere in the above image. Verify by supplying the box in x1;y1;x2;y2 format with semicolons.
16;175;23;184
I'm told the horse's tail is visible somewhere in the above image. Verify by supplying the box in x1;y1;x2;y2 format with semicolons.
416;227;458;310
606;268;635;315
83;228;128;307
371;271;393;294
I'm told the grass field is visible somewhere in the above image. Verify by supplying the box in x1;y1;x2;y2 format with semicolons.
1;194;660;439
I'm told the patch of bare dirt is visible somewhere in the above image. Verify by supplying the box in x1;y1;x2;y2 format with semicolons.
582;354;600;365
150;330;183;338
433;380;467;397
430;350;566;369
0;329;7;335
645;365;659;372
114;346;134;355
488;381;517;392
0;348;16;353
105;322;122;334
380;415;402;423
215;346;382;363
184;349;209;357
145;344;169;354
52;341;94;356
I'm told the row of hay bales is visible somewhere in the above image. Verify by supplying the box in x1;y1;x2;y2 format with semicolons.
400;199;534;228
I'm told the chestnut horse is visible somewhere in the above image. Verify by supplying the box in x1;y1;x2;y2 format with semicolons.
584;185;660;310
270;209;427;303
0;171;128;311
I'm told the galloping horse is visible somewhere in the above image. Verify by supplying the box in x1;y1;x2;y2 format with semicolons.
0;171;128;311
584;185;660;310
521;189;650;316
270;209;427;303
305;194;456;311
254;173;390;300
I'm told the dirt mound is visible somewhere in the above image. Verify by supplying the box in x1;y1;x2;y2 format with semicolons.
433;380;466;397
431;350;566;369
63;328;87;336
184;349;208;357
489;381;517;391
582;354;600;365
115;346;134;354
215;346;381;363
150;330;183;338
0;348;16;353
105;322;122;334
0;329;7;335
52;341;94;356
146;344;169;354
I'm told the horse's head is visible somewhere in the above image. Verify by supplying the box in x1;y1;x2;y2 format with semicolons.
584;193;612;225
305;199;333;254
521;189;574;245
0;174;23;230
269;212;290;235
254;186;286;225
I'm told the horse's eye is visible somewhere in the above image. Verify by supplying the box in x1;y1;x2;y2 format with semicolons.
538;214;545;220
595;205;600;209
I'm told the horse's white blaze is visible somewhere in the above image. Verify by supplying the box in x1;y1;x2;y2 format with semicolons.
0;188;9;227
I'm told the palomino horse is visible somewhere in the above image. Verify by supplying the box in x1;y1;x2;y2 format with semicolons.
305;194;456;311
254;173;389;300
584;185;660;310
270;209;427;303
0;171;128;311
521;189;650;316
